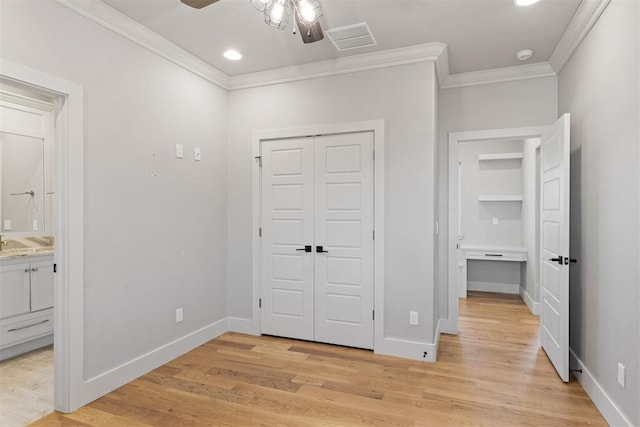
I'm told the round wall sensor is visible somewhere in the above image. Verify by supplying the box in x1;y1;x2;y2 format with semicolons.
516;49;533;61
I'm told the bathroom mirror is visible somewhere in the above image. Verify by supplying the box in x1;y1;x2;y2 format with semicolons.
0;132;46;234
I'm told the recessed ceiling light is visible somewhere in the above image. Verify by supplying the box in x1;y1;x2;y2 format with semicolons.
514;0;540;5
223;49;242;61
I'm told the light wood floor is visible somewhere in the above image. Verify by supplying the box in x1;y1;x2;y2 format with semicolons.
30;292;605;426
1;345;53;427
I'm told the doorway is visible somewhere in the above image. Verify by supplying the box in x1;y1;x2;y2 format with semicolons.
446;117;571;382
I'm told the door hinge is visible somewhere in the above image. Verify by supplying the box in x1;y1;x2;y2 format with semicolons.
259;298;262;308
259;227;262;238
372;230;375;240
254;155;262;167
372;310;375;320
372;150;376;161
53;263;57;273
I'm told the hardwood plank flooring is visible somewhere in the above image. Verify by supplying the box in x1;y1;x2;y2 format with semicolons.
30;292;605;426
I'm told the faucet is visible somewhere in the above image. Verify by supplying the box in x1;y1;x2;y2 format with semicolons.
0;235;6;252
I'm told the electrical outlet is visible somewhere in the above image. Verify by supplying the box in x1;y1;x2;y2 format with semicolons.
409;311;419;325
617;362;626;388
194;147;201;161
176;144;184;159
176;308;184;323
492;217;499;225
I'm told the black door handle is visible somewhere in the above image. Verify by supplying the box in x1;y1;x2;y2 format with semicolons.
316;246;329;253
549;257;563;265
296;245;312;253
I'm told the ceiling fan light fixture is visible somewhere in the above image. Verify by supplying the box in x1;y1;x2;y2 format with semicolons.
264;0;291;30
250;0;272;12
295;0;322;25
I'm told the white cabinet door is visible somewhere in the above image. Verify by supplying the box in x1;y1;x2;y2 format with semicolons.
0;262;31;319
314;132;374;349
539;114;570;382
260;137;315;341
30;259;54;312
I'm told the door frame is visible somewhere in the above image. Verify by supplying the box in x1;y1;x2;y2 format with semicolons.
445;125;548;334
250;120;385;350
0;59;84;412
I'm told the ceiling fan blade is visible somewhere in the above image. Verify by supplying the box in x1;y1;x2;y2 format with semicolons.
180;0;220;9
295;12;324;44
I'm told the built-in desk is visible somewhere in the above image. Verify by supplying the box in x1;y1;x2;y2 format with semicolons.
458;244;527;297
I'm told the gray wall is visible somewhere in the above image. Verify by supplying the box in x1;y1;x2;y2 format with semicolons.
558;0;639;423
521;138;540;303
1;0;229;378
438;77;558;319
227;62;439;344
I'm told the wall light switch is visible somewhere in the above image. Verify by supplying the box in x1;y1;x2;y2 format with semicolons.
194;147;201;161
176;308;184;323
492;217;499;225
176;144;184;159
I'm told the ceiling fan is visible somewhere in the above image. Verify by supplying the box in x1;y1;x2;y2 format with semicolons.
180;0;324;44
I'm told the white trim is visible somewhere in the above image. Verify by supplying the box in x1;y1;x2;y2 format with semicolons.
375;334;438;363
228;317;259;335
53;0;228;89
0;59;84;413
569;349;633;427
81;318;228;406
548;0;611;74
0;335;53;361
442;62;556;89
229;43;448;90
519;285;540;315
467;281;520;295
251;120;385;354
444;126;549;336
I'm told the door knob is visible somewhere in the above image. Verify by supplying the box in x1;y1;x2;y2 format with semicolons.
296;245;312;253
316;246;329;253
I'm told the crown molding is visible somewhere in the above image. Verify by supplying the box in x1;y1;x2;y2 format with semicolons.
54;0;229;89
441;62;556;89
227;43;448;91
549;0;611;74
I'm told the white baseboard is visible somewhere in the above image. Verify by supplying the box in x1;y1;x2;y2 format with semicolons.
228;317;259;335
80;317;229;408
519;286;540;315
375;328;439;363
569;349;633;427
0;334;53;361
468;281;520;294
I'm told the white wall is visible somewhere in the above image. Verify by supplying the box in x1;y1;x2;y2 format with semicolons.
1;0;229;380
438;77;558;319
227;62;439;346
558;0;639;424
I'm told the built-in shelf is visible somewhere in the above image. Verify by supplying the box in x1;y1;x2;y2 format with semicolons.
478;195;523;202
478;152;523;161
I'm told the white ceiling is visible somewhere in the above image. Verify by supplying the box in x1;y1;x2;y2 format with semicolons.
102;0;581;76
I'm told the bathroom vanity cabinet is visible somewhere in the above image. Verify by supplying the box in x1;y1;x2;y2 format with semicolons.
0;253;54;360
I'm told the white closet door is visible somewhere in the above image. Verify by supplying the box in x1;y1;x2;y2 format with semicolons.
260;137;315;341
314;132;374;349
539;114;571;382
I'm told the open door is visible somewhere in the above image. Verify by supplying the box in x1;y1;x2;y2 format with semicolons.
539;113;571;382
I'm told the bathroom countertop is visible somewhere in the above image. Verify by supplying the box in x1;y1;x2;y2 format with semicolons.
0;236;54;259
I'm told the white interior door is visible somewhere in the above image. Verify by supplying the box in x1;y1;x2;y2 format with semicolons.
314;132;374;349
260;137;314;341
539;113;571;382
260;132;374;349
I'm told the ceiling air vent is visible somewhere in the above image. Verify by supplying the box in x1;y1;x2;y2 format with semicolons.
326;23;377;51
